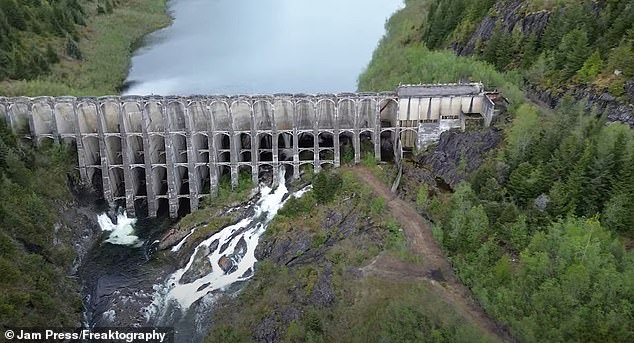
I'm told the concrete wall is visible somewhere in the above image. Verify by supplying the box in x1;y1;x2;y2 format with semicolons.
0;83;495;218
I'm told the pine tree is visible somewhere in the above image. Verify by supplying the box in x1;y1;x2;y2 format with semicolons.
576;50;602;83
0;0;26;31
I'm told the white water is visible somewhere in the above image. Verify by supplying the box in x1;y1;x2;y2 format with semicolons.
170;228;198;253
97;212;143;247
146;170;308;319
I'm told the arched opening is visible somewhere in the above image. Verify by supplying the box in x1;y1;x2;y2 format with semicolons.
238;165;253;189
298;132;314;162
339;132;354;164
149;135;166;164
178;198;191;218
105;136;123;165
258;133;273;162
153;166;168;197
134;198;147;218
91;168;103;195
318;132;335;162
133;167;147;196
277;132;293;161
194;134;210;164
380;130;395;162
176;166;190;196
240;151;252;163
129;135;145;164
258;163;274;187
157;198;170;218
197;165;211;196
360;131;375;161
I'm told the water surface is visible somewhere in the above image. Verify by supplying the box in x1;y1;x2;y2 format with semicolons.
124;0;402;95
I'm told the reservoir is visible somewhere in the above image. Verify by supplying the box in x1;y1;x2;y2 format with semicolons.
123;0;402;95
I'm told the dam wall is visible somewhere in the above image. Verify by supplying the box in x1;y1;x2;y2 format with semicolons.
0;83;496;218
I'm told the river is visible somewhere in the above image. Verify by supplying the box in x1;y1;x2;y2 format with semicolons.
123;0;402;95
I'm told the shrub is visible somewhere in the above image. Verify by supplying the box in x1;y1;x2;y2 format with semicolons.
313;171;342;204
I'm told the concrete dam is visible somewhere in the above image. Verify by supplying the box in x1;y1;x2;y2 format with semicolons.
0;83;498;218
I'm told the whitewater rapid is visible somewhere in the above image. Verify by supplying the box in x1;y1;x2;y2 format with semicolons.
145;169;310;320
97;212;143;247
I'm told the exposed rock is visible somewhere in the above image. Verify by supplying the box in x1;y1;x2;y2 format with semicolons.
309;264;335;307
253;315;282;343
180;246;213;284
534;194;550;212
447;0;634;126
454;1;550;56
158;227;188;251
415;128;503;190
218;255;233;274
526;84;634;127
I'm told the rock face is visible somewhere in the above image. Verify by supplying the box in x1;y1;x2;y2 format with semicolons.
526;83;634;127
452;1;550;56
450;0;634;127
414;128;503;190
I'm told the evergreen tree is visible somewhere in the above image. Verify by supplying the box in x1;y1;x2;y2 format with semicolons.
576;50;602;83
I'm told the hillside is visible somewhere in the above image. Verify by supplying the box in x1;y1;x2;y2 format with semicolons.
359;1;634;342
0;0;169;96
360;0;634;125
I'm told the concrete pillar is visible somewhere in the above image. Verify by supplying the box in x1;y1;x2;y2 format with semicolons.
394;101;402;163
271;104;280;186
161;100;179;219
292;100;300;179
141;101;158;218
184;101;200;212
26;102;38;145
70;100;88;183
47;100;61;143
116;101;137;217
374;97;381;162
206;103;219;197
95;101;114;207
313;102;321;173
353;99;361;164
0;99;7;127
228;105;239;190
250;103;259;185
333;101;341;168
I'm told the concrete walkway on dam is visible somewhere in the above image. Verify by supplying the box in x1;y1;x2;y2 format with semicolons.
0;83;498;218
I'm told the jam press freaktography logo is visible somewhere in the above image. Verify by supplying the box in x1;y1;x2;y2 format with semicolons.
4;328;174;342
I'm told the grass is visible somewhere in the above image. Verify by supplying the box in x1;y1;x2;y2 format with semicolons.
0;0;170;96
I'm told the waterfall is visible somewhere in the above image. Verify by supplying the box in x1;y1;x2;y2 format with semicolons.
145;168;310;320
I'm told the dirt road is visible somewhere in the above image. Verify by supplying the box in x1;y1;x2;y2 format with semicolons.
355;167;513;343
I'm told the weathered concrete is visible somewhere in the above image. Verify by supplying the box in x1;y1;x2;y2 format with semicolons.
0;83;496;218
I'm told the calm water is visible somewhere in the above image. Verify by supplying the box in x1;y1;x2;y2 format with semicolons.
123;0;402;95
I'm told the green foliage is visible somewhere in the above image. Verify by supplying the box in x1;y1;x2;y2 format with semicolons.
606;41;634;77
416;183;429;211
0;121;81;328
387;0;633;94
278;193;317;218
312;171;342;204
1;0;170;95
369;197;386;216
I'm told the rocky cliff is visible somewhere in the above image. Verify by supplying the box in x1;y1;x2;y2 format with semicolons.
449;0;634;126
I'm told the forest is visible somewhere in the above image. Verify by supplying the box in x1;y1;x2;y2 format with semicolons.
0;0;168;96
424;0;634;97
359;0;634;341
0;121;81;327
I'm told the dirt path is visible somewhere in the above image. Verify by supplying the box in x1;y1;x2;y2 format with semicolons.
354;167;513;343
